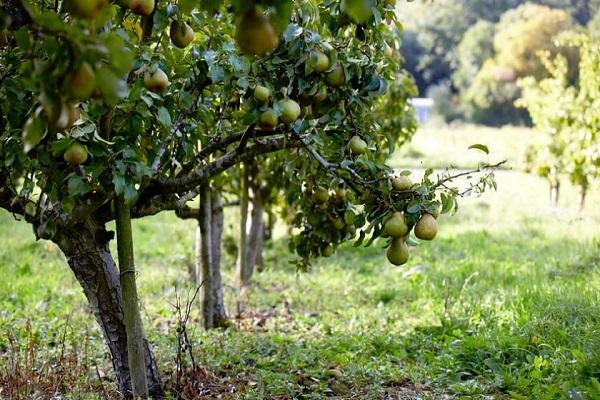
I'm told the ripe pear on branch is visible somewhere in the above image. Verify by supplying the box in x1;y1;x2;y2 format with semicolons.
235;9;279;56
169;21;194;48
387;237;409;266
392;175;412;191
384;212;409;238
254;85;271;103
144;68;169;93
415;213;438;240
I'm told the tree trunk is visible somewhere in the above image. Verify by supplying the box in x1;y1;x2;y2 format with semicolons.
235;163;250;287
210;190;229;327
54;219;163;398
579;185;587;211
246;186;265;277
198;182;215;329
114;198;149;398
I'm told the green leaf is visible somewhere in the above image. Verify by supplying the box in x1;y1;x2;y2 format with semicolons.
157;107;172;127
112;172;126;196
67;175;91;196
468;144;489;154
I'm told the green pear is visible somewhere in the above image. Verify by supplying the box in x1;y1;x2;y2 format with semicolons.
348;135;367;154
392;175;412;191
414;213;438;240
259;109;278;130
64;142;88;166
254;85;270;102
235;9;279;56
384;212;408;238
280;99;301;123
386;237;409;266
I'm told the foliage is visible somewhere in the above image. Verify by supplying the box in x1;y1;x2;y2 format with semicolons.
0;0;468;273
493;4;575;78
588;8;600;39
453;20;495;92
460;4;577;126
517;33;600;203
398;0;598;92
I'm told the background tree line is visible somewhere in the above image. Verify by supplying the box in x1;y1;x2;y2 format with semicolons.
399;0;600;125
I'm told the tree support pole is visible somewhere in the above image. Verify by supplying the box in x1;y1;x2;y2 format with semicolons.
115;197;149;398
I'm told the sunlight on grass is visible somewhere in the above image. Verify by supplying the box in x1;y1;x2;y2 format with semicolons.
1;125;599;398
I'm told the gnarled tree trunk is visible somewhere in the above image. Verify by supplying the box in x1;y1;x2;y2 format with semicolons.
54;219;163;398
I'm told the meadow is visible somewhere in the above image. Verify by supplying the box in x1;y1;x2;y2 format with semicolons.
1;125;599;399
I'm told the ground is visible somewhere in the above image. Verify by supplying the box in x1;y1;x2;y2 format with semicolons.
1;124;599;399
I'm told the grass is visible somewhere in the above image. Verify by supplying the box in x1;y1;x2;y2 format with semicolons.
389;122;545;170
1;125;600;399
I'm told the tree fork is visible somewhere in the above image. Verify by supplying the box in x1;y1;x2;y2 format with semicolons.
115;197;149;398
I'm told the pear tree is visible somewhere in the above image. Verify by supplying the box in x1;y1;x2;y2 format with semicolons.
0;0;498;396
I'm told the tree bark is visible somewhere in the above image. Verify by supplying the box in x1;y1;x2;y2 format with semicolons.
210;190;229;327
54;219;163;398
114;198;149;398
235;163;250;287
198;182;215;329
246;186;265;278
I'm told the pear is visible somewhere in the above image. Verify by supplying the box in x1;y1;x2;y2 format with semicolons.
348;135;367;154
392;175;412;191
144;68;169;93
322;243;334;257
169;21;194;48
312;86;328;103
313;186;329;204
129;0;155;16
313;50;330;73
254;85;270;102
64;142;88;166
326;64;345;87
259;109;278;130
235;9;279;56
386;237;409;266
280;99;301;123
67;62;96;100
384;212;408;237
414;213;438;240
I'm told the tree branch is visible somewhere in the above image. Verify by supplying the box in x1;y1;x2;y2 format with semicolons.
141;135;303;205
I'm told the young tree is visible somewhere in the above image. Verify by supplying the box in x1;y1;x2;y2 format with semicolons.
518;34;600;208
0;0;496;396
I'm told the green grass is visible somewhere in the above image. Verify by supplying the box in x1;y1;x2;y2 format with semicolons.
1;126;600;399
389;122;545;170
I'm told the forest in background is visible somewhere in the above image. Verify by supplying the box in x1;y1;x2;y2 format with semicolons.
399;0;600;125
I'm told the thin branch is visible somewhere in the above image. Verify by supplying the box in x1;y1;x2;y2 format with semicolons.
432;160;507;190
